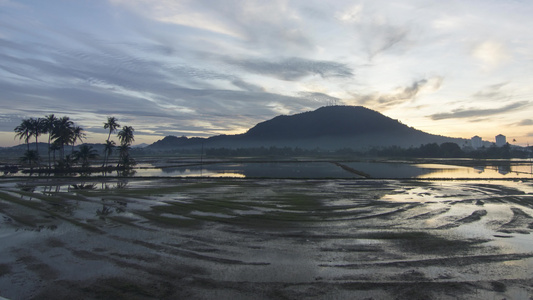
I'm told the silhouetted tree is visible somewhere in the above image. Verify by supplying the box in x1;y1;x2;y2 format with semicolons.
117;126;135;169
73;145;99;168
70;125;86;154
51;116;74;160
20;150;40;170
440;142;463;158
43;114;58;169
102;140;116;168
103;117;120;166
14;118;33;152
29;117;44;154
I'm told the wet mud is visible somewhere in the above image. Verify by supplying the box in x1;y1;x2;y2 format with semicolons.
0;178;532;299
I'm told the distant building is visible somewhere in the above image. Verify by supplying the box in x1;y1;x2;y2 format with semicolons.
471;136;483;149
495;134;506;147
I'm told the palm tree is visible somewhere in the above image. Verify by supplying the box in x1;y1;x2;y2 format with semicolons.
20;150;40;170
103;117;120;166
43;114;58;168
50;141;61;166
73;145;99;168
29;117;44;155
70;126;86;154
117;126;135;146
104;117;120;142
102;140;115;168
117;126;135;169
14;118;32;152
116;144;134;169
51;116;74;160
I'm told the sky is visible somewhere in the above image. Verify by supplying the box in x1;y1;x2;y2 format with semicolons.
1;0;533;147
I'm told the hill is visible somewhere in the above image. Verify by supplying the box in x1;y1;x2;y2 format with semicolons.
147;106;466;151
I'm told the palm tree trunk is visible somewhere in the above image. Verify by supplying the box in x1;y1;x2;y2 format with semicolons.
48;136;51;169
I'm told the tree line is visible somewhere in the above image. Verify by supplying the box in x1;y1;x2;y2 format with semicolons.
203;142;531;159
14;115;135;171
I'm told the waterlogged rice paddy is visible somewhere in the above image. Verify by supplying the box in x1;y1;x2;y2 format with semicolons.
0;176;533;299
136;159;533;179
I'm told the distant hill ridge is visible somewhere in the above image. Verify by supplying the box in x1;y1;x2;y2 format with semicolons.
148;105;465;150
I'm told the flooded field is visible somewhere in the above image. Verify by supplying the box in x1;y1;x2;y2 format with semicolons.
134;159;533;179
0;177;532;299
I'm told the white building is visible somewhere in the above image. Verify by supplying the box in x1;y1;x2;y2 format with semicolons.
495;134;506;147
471;136;483;149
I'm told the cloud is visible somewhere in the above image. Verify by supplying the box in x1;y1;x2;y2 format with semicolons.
226;57;354;81
473;82;509;99
429;101;529;120
298;92;340;106
472;40;510;70
517;119;533;126
350;77;442;109
231;79;265;92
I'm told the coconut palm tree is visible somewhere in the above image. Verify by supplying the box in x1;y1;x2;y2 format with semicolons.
117;126;135;146
20;150;40;170
103;117;120;165
73;145;99;168
14;118;32;152
70;126;86;154
28;118;44;155
104;117;120;142
42;114;58;169
51;116;74;160
50;141;61;166
102;140;115;168
116;144;134;169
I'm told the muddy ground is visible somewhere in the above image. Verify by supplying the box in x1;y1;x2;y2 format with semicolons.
0;177;532;299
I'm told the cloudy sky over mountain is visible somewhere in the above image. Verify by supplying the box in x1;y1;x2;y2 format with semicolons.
1;0;532;146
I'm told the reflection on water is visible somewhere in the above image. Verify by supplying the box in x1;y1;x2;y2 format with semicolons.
5;160;533;179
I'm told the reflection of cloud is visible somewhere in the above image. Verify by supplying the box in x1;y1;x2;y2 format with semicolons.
225;57;353;81
429;101;529;120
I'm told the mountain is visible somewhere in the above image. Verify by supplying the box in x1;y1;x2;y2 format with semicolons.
147;106;466;150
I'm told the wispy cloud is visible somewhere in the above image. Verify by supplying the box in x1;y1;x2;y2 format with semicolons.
2;0;533;146
517;119;533;126
473;82;509;99
429;101;529;120
225;57;354;81
350;77;442;109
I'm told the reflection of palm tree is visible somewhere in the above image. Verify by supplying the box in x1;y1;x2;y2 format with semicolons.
102;140;115;168
14;118;32;152
74;145;99;168
43;114;58;169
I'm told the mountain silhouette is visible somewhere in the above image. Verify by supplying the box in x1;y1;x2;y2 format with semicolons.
148;106;465;150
